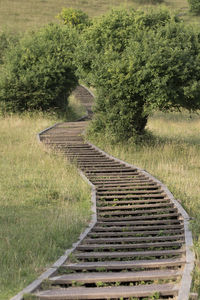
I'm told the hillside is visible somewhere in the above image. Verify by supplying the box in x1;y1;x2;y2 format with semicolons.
0;0;199;32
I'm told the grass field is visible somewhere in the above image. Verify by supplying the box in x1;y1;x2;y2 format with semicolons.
0;0;199;33
87;110;200;295
1;0;200;298
0;98;90;300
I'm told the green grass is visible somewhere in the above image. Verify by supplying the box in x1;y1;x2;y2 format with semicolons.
0;100;90;299
0;0;199;33
87;110;200;295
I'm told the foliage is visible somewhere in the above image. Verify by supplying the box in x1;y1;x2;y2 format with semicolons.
0;23;78;113
57;8;91;30
188;0;200;15
0;30;19;65
76;8;200;140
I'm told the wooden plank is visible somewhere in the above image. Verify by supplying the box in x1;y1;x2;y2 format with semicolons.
97;194;166;199
88;229;184;237
77;241;182;250
97;203;174;210
97;199;171;205
98;212;181;221
96;181;155;187
35;284;179;299
98;208;178;216
92;224;184;232
83;234;184;244
85;167;134;172
64;258;185;271
74;249;184;259
50;269;182;284
96;219;183;226
97;187;161;192
97;189;163;195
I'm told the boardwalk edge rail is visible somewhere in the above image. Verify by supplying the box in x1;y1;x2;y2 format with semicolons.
11;85;195;300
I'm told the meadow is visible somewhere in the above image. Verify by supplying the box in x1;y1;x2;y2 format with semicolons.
0;98;90;300
1;0;200;298
0;0;199;33
88;110;200;294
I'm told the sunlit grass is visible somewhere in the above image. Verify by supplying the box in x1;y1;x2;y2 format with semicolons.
0;0;199;33
87;110;200;295
0;109;90;299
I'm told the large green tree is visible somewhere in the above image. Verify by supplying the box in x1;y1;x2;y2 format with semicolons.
0;23;78;112
76;9;200;140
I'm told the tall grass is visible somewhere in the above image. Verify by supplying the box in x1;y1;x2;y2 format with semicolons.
0;0;199;33
0;108;90;299
87;110;200;295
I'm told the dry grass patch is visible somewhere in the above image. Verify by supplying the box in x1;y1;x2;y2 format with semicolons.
1;0;199;32
0;112;90;299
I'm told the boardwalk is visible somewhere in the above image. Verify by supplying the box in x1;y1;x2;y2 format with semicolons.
12;86;194;300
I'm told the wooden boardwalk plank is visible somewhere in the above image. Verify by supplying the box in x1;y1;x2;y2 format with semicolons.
35;284;179;299
50;269;182;284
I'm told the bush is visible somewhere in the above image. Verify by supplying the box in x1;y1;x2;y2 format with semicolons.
57;8;91;30
76;9;200;141
188;0;200;15
0;24;78;113
0;30;19;65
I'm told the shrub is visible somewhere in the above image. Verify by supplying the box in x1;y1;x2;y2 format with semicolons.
75;9;200;141
188;0;200;15
0;24;78;113
57;8;91;30
0;30;19;64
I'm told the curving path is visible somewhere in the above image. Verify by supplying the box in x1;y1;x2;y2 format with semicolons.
12;86;194;300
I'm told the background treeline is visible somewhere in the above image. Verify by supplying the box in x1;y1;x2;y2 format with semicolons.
1;7;200;141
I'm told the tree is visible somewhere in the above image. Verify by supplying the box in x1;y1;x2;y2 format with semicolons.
188;0;200;15
0;23;78;112
76;9;200;140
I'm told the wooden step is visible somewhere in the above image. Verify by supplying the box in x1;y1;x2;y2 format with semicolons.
97;203;174;210
35;283;179;299
83;234;184;244
96;181;155;187
96;219;183;226
84;167;134;171
74;249;184;259
88;229;184;237
50;269;182;285
98;212;181;221
92;224;184;232
98;208;177;216
97;185;159;191
64;258;185;271
97;194;166;200
97;199;171;205
97;189;163;195
77;241;182;250
88;172;140;177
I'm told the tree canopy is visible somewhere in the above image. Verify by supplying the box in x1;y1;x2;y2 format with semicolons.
0;23;78;112
76;8;200;140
